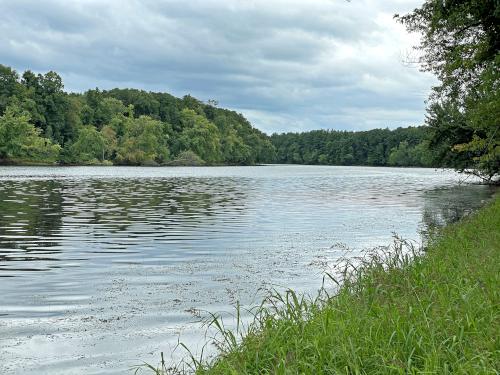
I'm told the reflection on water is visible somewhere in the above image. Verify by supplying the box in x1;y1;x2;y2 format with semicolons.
0;180;64;271
421;184;495;229
0;165;495;374
0;178;249;274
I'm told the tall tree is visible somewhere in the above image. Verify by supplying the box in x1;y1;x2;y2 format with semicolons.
397;0;500;182
0;65;21;115
115;115;170;165
175;109;222;164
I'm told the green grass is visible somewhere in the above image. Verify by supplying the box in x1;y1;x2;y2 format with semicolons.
140;196;500;375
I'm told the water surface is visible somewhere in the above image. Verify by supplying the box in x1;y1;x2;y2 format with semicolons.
0;165;494;374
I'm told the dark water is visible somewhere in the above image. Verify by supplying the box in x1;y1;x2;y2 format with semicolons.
0;165;494;374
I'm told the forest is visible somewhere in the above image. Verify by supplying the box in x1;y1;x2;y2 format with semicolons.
271;127;435;167
0;64;438;168
0;66;275;166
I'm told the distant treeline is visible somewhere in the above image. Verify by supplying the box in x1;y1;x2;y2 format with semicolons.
0;64;460;169
271;127;436;167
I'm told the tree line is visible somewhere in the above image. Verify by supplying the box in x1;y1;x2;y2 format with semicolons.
0;65;275;166
0;64;438;168
271;127;436;167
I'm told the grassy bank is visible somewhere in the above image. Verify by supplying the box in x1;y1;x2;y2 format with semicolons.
144;196;499;374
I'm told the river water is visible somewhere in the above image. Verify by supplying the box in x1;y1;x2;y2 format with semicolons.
0;165;495;374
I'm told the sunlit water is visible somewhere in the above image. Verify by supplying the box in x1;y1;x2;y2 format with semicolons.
0;165;495;374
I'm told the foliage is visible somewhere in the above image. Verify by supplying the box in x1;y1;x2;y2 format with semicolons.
21;69;73;144
0;65;22;115
0;65;276;166
69;126;106;164
388;140;434;167
3;58;493;170
0;105;60;162
175;109;221;164
271;127;436;167
115;115;170;165
397;0;500;182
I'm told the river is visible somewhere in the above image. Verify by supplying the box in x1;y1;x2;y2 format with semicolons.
0;165;495;374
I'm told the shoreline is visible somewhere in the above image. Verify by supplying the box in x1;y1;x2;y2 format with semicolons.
0;161;451;169
144;194;499;374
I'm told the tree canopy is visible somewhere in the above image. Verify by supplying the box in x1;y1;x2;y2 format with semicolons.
2;54;489;171
0;105;60;163
271;127;436;167
0;65;276;166
397;0;499;182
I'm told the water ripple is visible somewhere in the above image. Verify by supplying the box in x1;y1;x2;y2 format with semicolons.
0;165;495;374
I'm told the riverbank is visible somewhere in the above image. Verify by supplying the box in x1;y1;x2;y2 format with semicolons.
160;195;499;374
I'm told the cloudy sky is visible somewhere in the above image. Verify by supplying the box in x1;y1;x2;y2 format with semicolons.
0;0;435;134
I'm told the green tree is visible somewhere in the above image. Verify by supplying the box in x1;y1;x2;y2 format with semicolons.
388;141;414;166
116;115;170;165
0;64;276;166
220;128;252;164
0;105;60;162
93;97;127;128
0;65;22;115
270;127;433;167
175;109;221;164
397;0;499;182
70;126;106;163
20;70;71;144
100;125;118;160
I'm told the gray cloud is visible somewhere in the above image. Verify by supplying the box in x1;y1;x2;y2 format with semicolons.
0;0;435;133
